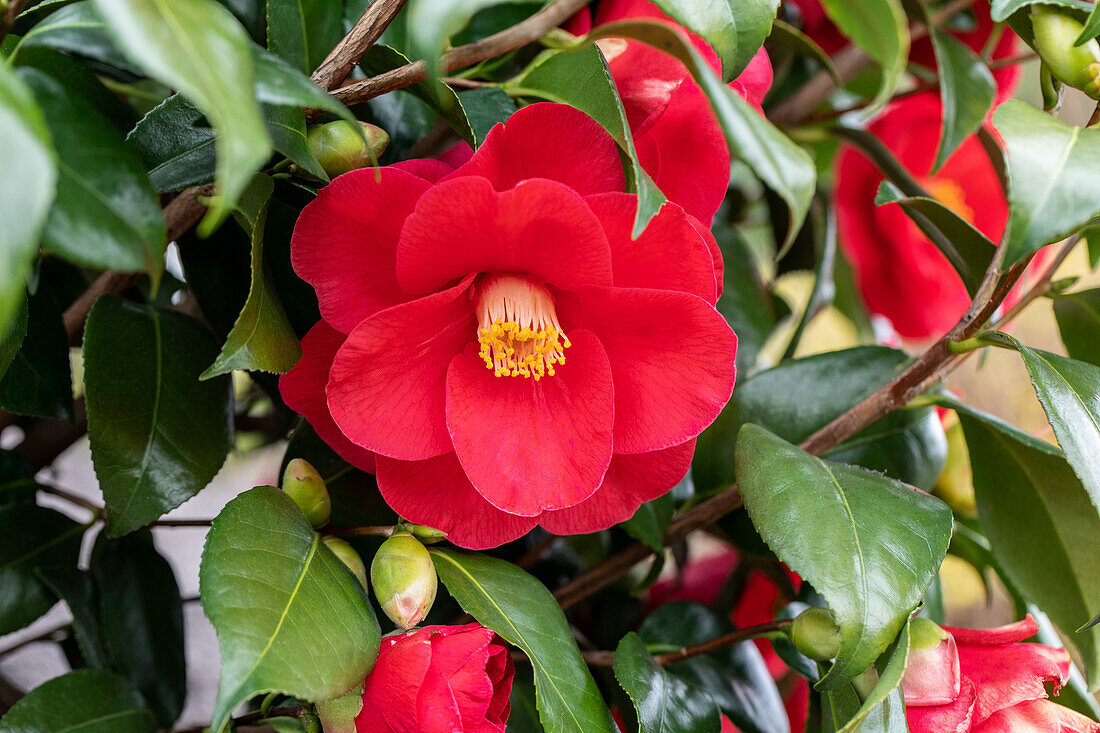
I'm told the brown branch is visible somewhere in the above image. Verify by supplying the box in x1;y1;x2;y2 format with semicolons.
573;620;791;667
325;525;395;538
37;480;104;518
312;0;409;91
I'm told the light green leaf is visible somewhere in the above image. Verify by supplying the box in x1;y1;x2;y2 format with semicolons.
408;0;519;78
430;549;616;733
200;486;380;733
818;0;909;114
930;29;996;172
1053;288;1100;366
0;670;155;733
1075;2;1100;44
614;632;722;733
265;0;342;73
652;0;779;80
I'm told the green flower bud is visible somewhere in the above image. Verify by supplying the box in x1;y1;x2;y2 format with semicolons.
306;120;389;177
323;536;369;592
1031;5;1100;100
282;458;331;528
371;531;438;629
316;684;364;733
910;617;950;650
405;523;448;545
789;607;842;661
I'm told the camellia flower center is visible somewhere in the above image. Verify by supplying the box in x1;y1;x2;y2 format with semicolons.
476;274;571;380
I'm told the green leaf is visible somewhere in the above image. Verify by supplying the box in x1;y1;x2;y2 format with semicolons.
621;493;676;553
0;669;155;733
200;486;380;733
511;44;664;235
957;410;1100;689
991;0;1093;23
35;566;111;669
251;45;361;124
652;0;779;80
14;46;138;131
0;298;27;381
929;29;996;172
734;424;952;689
457;86;517;145
91;530;186;727
818;0;909;114
995;99;1100;268
874;181;996;296
84;295;233;536
201;175;301;378
263;105;328;182
265;0;342;73
15;1;141;76
614;631;722;733
0;63;55;334
20;68;166;283
407;0;517;78
92;0;272;234
1075;2;1100;44
834;619;909;732
430;549;616;733
1054;288;1100;367
0;504;84;635
0;283;74;421
127;94;217;193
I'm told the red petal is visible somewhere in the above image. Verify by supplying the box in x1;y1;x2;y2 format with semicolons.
292;167;429;333
568;286;736;453
907;676;977;733
972;700;1100;733
959;642;1071;723
586;193;718;304
945;615;1040;646
485;643;514;724
445;330;615;516
539;440;695;534
390;159;458;183
687;213;724;299
730;47;774;110
376;453;538;550
279;321;376;473
429;628;499;727
445;102;624;195
328;281;474;461
903;634;961;707
396;176;614;296
357;631;433;732
594;0;722;71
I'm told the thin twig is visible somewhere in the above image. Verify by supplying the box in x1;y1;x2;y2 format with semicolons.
149;518;213;527
572;620;790;667
312;0;409;91
37;482;104;517
325;525;395;538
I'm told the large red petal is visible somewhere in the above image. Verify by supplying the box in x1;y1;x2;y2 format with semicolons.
390;159;458;183
903;634;961;707
279;321;376;473
428;628;498;728
973;700;1100;733
445;102;624;195
906;676;977;733
357;631;432;733
539;440;694;535
376;453;537;550
958;642;1071;723
445;330;615;516
396;176;614;296
415;655;465;733
328;280;475;461
945;615;1040;646
568;287;736;453
292;167;429;333
586;193;717;303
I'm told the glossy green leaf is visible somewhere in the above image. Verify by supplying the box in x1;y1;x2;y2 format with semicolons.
957;410;1100;689
511;44;664;235
995;99;1100;268
834;619;909;732
1054;288;1100;367
92;0;272;234
0;669;155;733
92;530;185;726
0;298;28;382
430;549;616;733
652;0;779;79
127;94;217;193
15;1;141;75
621;493;676;553
1075;2;1100;44
251;45;361;124
263;105;328;181
991;0;1093;23
0;504;84;635
265;0;342;73
929;29;996;172
508;667;545;733
200;486;380;733
614;631;722;733
734;424;952;689
84;295;233;536
201;175;301;378
0;63;55;333
819;0;909;113
408;0;517;77
0;284;74;421
14;46;138;133
457;86;516;145
36;566;111;669
20;68;165;282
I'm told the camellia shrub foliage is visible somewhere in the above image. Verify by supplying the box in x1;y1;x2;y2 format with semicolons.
4;0;1100;730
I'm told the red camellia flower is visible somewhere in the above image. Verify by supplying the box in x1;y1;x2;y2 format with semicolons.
903;615;1100;732
355;623;514;732
281;102;737;549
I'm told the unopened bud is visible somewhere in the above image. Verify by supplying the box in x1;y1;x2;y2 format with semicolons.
405;523;447;545
1031;6;1100;99
307;120;389;177
789;607;842;661
282;458;330;528
910;617;950;650
316;684;364;733
323;536;369;592
371;532;438;629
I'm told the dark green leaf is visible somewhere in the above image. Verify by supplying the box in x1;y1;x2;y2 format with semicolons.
957;410;1100;688
614;631;722;733
0;63;55;333
265;0;342;73
407;0;517;77
1054;288;1100;367
201;174;301;378
653;0;779;79
929;29;996;172
768;19;841;84
84;295;233;536
20;68;165;282
991;0;1093;23
995;99;1100;268
507;666;545;733
734;425;952;689
200;486;380;733
251;45;362;124
0;298;28;382
430;549;616;733
818;0;909;113
0;504;84;635
0;669;155;733
457;86;517;145
92;530;186;726
14;46;137;131
127;94;216;193
91;0;272;234
264;105;328;181
15;1;141;76
35;566;111;669
833;620;909;732
621;493;676;553
0;283;73;421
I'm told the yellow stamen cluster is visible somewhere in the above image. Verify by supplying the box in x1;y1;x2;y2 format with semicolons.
476;275;571;381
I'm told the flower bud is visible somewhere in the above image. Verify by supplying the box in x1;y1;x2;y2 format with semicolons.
282;458;330;528
1031;5;1100;99
370;531;438;629
323;536;369;592
789;607;842;661
910;617;950;650
306;120;389;177
316;684;364;733
404;523;447;545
